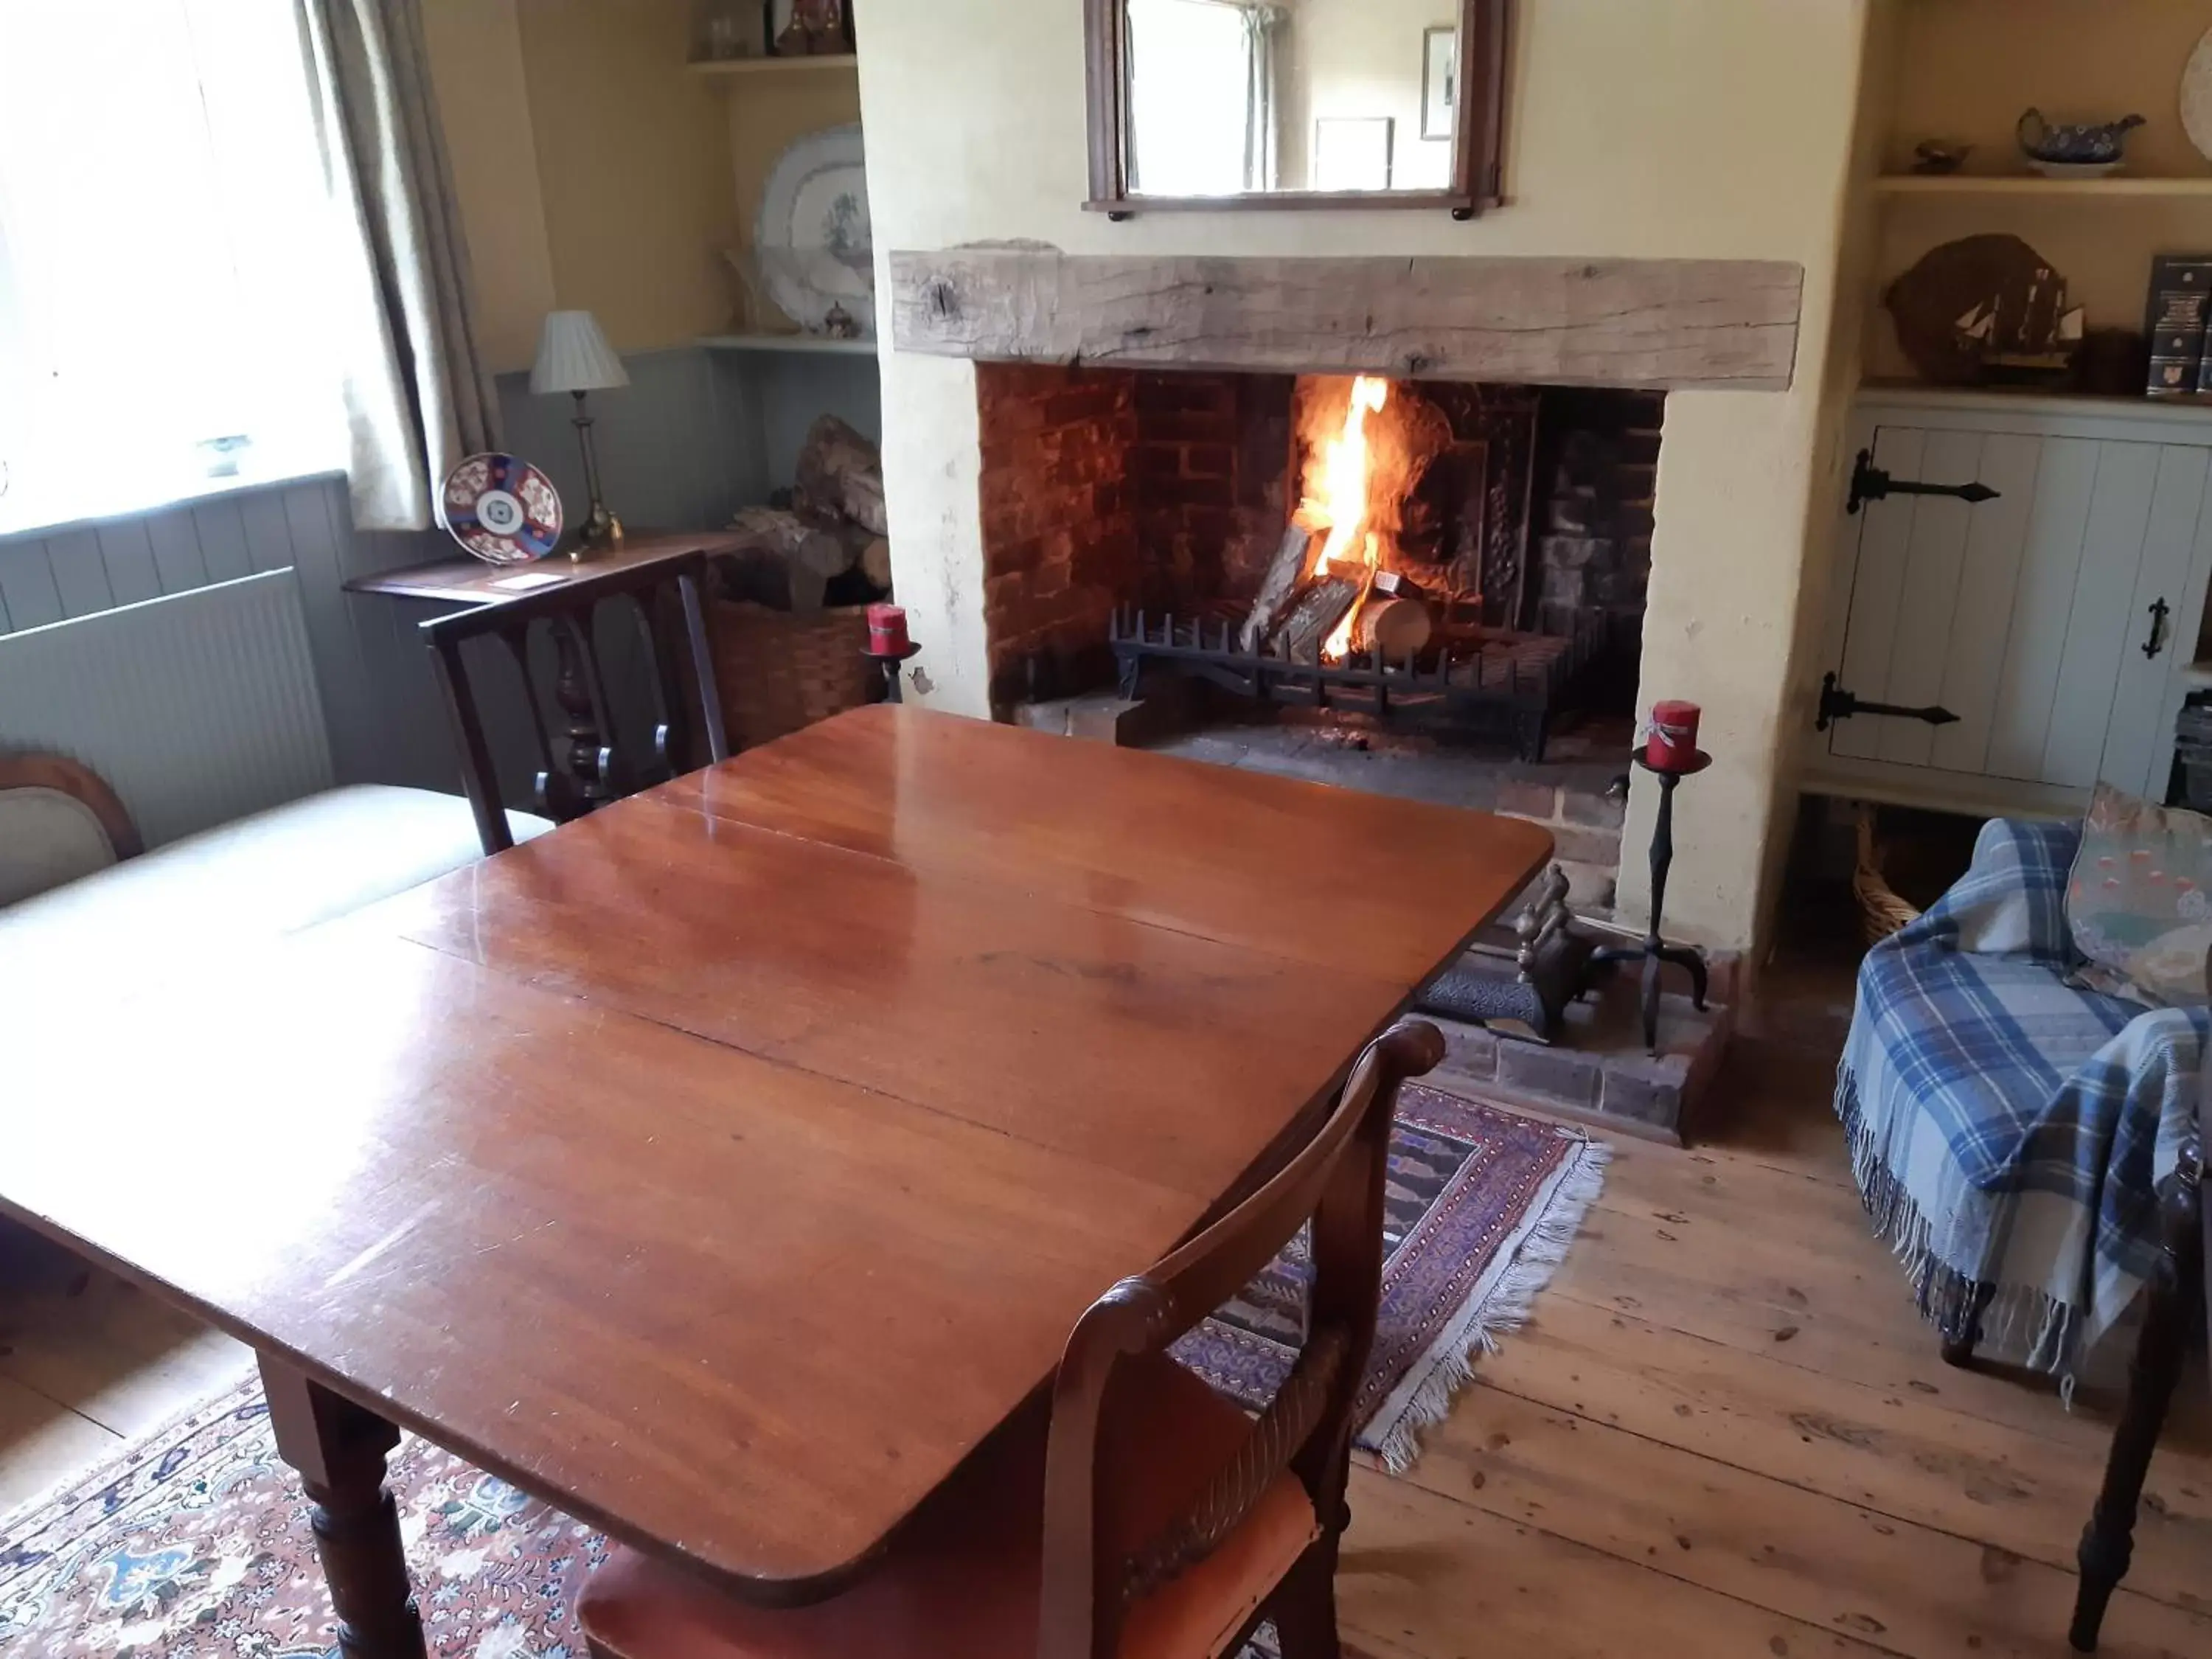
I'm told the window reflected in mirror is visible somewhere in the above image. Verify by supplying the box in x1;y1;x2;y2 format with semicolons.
1093;0;1504;212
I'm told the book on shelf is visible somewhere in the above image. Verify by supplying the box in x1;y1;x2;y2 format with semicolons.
2146;254;2212;397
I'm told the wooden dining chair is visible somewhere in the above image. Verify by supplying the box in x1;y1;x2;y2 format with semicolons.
577;1018;1444;1659
422;550;728;855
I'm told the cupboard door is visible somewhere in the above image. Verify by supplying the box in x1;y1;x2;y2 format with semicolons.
1829;427;2190;791
2098;446;2212;799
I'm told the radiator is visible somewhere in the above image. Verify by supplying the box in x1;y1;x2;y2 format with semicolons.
0;571;335;849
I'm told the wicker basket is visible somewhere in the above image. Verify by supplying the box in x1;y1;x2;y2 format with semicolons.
1853;807;1924;946
706;600;880;751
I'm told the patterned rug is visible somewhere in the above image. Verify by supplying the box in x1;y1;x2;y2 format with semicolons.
0;1086;1603;1657
1172;1081;1609;1471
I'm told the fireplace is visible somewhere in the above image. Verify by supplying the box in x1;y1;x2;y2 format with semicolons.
976;362;1663;759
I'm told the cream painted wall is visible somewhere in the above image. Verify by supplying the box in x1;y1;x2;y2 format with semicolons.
515;0;742;355
1866;0;2212;380
420;0;557;373
858;0;1874;950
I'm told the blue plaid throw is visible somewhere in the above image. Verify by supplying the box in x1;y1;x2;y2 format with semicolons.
1839;817;2208;1373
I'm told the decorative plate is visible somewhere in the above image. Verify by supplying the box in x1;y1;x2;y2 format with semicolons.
441;452;562;565
2186;27;2212;163
754;122;874;337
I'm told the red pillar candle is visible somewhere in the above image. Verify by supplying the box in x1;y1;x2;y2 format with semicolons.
1645;700;1702;770
866;604;910;655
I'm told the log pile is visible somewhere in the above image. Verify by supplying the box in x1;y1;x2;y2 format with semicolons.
1231;520;1444;666
719;417;894;613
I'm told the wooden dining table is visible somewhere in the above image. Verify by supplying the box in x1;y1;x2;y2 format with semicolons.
2;706;1549;1659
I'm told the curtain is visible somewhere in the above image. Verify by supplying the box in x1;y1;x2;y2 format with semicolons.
1241;4;1285;193
297;0;499;532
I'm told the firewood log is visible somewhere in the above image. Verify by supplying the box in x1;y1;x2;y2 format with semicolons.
728;507;852;579
1271;577;1360;661
1352;595;1433;658
858;537;894;592
794;416;888;535
1239;525;1316;653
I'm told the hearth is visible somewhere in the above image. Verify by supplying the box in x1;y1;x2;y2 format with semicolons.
976;362;1663;759
1108;605;1602;761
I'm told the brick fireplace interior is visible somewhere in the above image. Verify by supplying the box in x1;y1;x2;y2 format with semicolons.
978;361;1664;908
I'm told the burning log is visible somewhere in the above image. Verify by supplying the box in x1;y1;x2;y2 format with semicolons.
1239;525;1315;653
1271;577;1361;661
1352;594;1433;659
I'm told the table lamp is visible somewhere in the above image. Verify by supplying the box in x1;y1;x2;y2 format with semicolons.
530;310;630;553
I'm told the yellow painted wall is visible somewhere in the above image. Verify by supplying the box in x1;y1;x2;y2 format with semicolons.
1867;0;2212;380
423;0;743;368
420;0;556;372
515;0;742;355
858;0;1874;951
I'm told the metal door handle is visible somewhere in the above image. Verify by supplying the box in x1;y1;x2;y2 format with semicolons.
2145;597;2171;661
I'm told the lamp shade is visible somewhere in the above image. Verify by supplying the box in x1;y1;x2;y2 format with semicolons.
530;310;630;394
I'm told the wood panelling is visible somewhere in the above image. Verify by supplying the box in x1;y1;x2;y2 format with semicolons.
890;249;1805;391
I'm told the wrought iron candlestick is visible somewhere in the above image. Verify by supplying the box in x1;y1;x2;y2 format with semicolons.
1590;751;1711;1054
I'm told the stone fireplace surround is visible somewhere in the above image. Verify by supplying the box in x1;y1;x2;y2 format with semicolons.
885;246;1806;948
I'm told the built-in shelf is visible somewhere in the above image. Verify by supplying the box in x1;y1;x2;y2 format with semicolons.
1859;381;2212;427
698;333;878;357
688;53;857;77
1875;173;2212;200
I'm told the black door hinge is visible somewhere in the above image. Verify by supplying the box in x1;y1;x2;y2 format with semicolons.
1848;448;2003;515
1818;672;1961;732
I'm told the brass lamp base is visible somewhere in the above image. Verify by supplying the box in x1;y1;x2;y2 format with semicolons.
566;391;623;563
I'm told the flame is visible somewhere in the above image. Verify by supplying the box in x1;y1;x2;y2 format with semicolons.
1309;376;1390;580
1298;375;1394;663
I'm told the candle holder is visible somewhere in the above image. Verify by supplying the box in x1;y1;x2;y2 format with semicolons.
1590;750;1711;1055
864;641;922;705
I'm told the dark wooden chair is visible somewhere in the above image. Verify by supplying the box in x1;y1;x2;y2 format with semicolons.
422;551;728;855
576;1019;1447;1659
1940;1138;2205;1652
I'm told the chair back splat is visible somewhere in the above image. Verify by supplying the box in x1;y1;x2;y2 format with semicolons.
1037;1019;1445;1659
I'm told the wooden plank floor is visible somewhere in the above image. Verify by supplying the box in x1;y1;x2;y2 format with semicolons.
2;956;2207;1658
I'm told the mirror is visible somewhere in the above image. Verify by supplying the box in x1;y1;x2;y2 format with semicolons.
1085;0;1507;216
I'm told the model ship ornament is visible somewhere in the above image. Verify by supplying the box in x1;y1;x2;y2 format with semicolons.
1885;233;2085;386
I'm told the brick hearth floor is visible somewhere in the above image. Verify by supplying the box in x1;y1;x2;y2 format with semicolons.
4;947;2208;1656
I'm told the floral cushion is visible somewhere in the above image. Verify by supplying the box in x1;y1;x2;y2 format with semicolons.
2067;783;2212;1006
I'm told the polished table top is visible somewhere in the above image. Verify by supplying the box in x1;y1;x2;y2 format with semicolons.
2;706;1550;1601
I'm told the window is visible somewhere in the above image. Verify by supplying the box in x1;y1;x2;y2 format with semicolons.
0;0;349;534
1124;0;1275;197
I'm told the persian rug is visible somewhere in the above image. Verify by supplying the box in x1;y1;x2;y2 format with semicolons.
0;1395;1332;1659
1172;1081;1610;1472
0;1086;1601;1657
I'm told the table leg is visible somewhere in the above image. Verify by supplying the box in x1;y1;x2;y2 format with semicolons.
260;1354;428;1659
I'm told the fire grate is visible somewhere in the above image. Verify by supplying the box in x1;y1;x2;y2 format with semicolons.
1110;605;1604;762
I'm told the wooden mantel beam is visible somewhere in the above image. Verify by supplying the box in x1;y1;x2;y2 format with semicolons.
890;249;1804;392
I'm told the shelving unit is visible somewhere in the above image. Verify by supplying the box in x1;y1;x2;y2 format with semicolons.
1875;174;2212;201
688;54;857;77
700;333;878;357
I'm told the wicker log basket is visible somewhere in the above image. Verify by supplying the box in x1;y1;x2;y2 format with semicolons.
1853;807;1926;946
706;600;880;751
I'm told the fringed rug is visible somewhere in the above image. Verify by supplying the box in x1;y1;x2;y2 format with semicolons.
0;1086;1601;1657
1173;1081;1610;1472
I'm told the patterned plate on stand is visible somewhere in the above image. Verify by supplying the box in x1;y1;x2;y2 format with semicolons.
442;452;563;565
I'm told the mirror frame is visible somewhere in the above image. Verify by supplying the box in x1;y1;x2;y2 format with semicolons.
1084;0;1510;218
